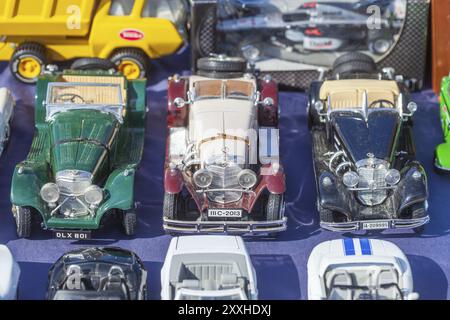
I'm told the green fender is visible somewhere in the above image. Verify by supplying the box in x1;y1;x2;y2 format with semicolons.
10;162;49;220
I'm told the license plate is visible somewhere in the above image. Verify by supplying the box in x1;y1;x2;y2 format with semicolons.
53;230;91;240
362;221;390;230
208;209;242;218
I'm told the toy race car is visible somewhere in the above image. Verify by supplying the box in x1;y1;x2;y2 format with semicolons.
307;239;419;300
0;245;20;300
163;56;286;235
161;235;258;300
10;70;147;239
308;52;429;233
434;76;450;172
0;88;14;156
0;0;187;83
47;247;147;300
217;0;403;60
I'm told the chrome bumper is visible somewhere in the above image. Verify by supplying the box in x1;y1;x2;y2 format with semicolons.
163;216;287;235
320;215;430;232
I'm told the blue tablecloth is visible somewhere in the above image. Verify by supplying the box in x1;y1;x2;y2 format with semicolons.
0;52;448;300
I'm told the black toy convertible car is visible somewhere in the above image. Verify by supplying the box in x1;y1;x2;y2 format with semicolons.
47;247;147;300
308;53;429;233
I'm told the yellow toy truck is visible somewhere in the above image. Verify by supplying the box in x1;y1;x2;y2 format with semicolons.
0;0;187;83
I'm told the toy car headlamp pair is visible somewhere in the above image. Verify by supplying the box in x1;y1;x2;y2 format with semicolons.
40;182;103;206
342;169;401;188
193;168;257;189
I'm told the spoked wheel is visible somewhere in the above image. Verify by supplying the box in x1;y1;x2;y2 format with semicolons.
121;209;137;236
163;192;183;236
13;206;32;238
265;193;284;238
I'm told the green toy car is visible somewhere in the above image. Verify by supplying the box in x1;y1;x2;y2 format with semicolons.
11;70;147;239
435;76;450;172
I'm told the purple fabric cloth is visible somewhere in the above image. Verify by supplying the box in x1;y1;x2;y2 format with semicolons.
0;54;448;300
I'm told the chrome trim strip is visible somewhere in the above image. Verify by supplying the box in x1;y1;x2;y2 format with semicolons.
320;216;430;232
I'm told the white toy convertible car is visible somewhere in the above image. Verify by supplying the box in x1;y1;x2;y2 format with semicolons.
161;235;258;300
0;245;20;300
307;239;419;300
0;87;14;155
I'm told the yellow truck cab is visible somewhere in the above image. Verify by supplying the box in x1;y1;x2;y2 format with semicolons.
0;0;186;83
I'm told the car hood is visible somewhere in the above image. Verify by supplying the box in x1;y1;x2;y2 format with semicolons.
332;110;400;163
189;99;256;165
49;110;119;175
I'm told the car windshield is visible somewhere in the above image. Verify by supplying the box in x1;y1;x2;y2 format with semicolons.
46;83;124;122
194;80;254;101
175;288;247;300
328;283;404;300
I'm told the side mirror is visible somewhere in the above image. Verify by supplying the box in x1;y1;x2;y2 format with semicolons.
407;102;418;115
314;101;324;113
173;97;186;109
407;292;419;300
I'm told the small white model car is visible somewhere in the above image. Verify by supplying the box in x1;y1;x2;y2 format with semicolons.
307;238;419;300
0;245;20;300
0;87;14;155
161;235;258;300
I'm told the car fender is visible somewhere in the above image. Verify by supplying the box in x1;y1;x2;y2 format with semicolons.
317;171;352;218
164;167;183;195
258;77;279;127
167;76;188;127
10;163;48;220
98;166;136;214
397;163;428;214
261;164;286;194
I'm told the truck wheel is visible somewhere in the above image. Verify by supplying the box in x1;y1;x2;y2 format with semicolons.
332;52;376;78
122;210;137;236
71;58;116;71
197;56;246;78
163;193;181;220
10;43;47;84
110;49;148;80
13;206;31;238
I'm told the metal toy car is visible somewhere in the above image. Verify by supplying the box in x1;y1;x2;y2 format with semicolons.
308;52;429;232
217;0;404;60
0;0;187;83
163;56;286;235
0;245;20;300
307;239;419;300
47;247;147;300
161;235;258;300
434;76;450;172
10;70;147;239
0;87;15;156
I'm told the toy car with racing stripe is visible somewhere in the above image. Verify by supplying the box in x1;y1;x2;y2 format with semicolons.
308;52;429;233
307;238;419;300
0;245;20;300
163;55;286;235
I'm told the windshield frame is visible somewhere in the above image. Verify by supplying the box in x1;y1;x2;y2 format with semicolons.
192;80;256;102
174;287;247;300
45;82;124;123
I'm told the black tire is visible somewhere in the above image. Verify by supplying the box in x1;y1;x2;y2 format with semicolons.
265;194;283;221
10;42;47;84
332;52;376;78
197;56;246;73
109;49;148;79
122;210;137;236
14;206;31;238
163;193;180;220
71;58;116;71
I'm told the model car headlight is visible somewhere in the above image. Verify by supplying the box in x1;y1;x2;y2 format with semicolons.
343;171;359;188
84;185;103;206
385;169;401;186
238;169;257;189
193;169;213;188
40;183;60;203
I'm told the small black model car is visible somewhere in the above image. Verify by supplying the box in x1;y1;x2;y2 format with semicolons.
308;52;429;233
47;247;147;300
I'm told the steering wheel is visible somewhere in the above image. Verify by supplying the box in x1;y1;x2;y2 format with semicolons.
55;93;86;104
369;99;395;109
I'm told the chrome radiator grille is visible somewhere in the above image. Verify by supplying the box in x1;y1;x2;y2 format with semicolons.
357;165;388;206
55;170;92;217
206;164;242;204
